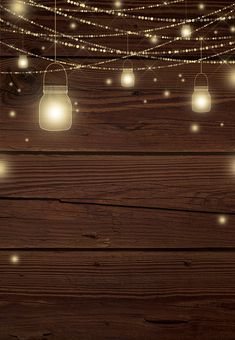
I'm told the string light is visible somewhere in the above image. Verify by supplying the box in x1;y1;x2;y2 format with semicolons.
21;0;235;39
2;1;235;63
67;0;235;24
3;19;234;59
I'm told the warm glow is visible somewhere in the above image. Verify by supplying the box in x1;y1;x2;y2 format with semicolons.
150;35;159;44
39;86;72;131
70;22;77;30
190;123;200;133
181;24;192;38
10;254;20;264
18;55;28;69
114;0;122;8
192;86;211;113
229;70;235;86
9;110;16;118
0;161;7;177
218;215;227;225
11;0;26;14
121;68;135;88
198;3;205;10
106;78;112;85
164;90;170;97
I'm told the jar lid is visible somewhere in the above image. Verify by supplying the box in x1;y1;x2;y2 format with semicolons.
43;85;68;94
194;85;209;91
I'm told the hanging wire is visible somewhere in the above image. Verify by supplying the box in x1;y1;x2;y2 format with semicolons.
200;39;203;73
54;0;57;62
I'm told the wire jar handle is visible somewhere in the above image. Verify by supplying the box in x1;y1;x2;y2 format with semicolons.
194;72;209;87
43;62;68;87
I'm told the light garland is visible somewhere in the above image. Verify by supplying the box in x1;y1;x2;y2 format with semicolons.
2;27;234;41
67;0;235;23
1;3;234;70
67;0;185;13
22;0;235;38
2;19;234;59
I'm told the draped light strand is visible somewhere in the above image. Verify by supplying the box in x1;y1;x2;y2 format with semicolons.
67;0;235;24
21;0;235;37
1;3;234;61
2;26;235;41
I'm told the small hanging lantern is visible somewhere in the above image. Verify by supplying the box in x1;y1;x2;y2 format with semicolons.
121;60;135;88
181;24;192;38
39;63;72;131
18;54;28;69
192;73;211;113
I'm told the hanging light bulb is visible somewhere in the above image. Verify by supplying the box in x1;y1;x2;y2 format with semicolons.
39;64;72;131
181;24;192;38
121;67;135;88
192;81;211;113
39;0;72;131
18;54;28;69
192;39;211;113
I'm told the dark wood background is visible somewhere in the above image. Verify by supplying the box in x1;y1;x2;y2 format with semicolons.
1;1;235;339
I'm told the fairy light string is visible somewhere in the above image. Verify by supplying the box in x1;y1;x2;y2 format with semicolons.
1;3;234;61
0;0;234;75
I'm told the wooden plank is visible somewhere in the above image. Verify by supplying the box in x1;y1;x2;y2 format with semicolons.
0;199;235;249
0;155;235;213
1;60;235;152
2;251;235;296
1;294;235;339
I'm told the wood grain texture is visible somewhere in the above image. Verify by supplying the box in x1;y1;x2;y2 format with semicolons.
1;0;235;338
2;251;235;296
0;155;235;212
0;60;235;152
1;295;235;340
0;199;234;249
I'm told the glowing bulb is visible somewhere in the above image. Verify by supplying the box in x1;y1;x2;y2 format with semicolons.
230;26;235;33
39;85;72;131
190;123;200;133
114;0;122;8
198;3;205;10
164;90;170;97
18;55;28;69
11;0;25;14
218;215;227;225
106;78;112;85
10;254;20;264
192;73;211;113
192;86;211;113
121;68;135;88
70;22;77;30
9;110;16;118
150;35;159;44
181;24;192;38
